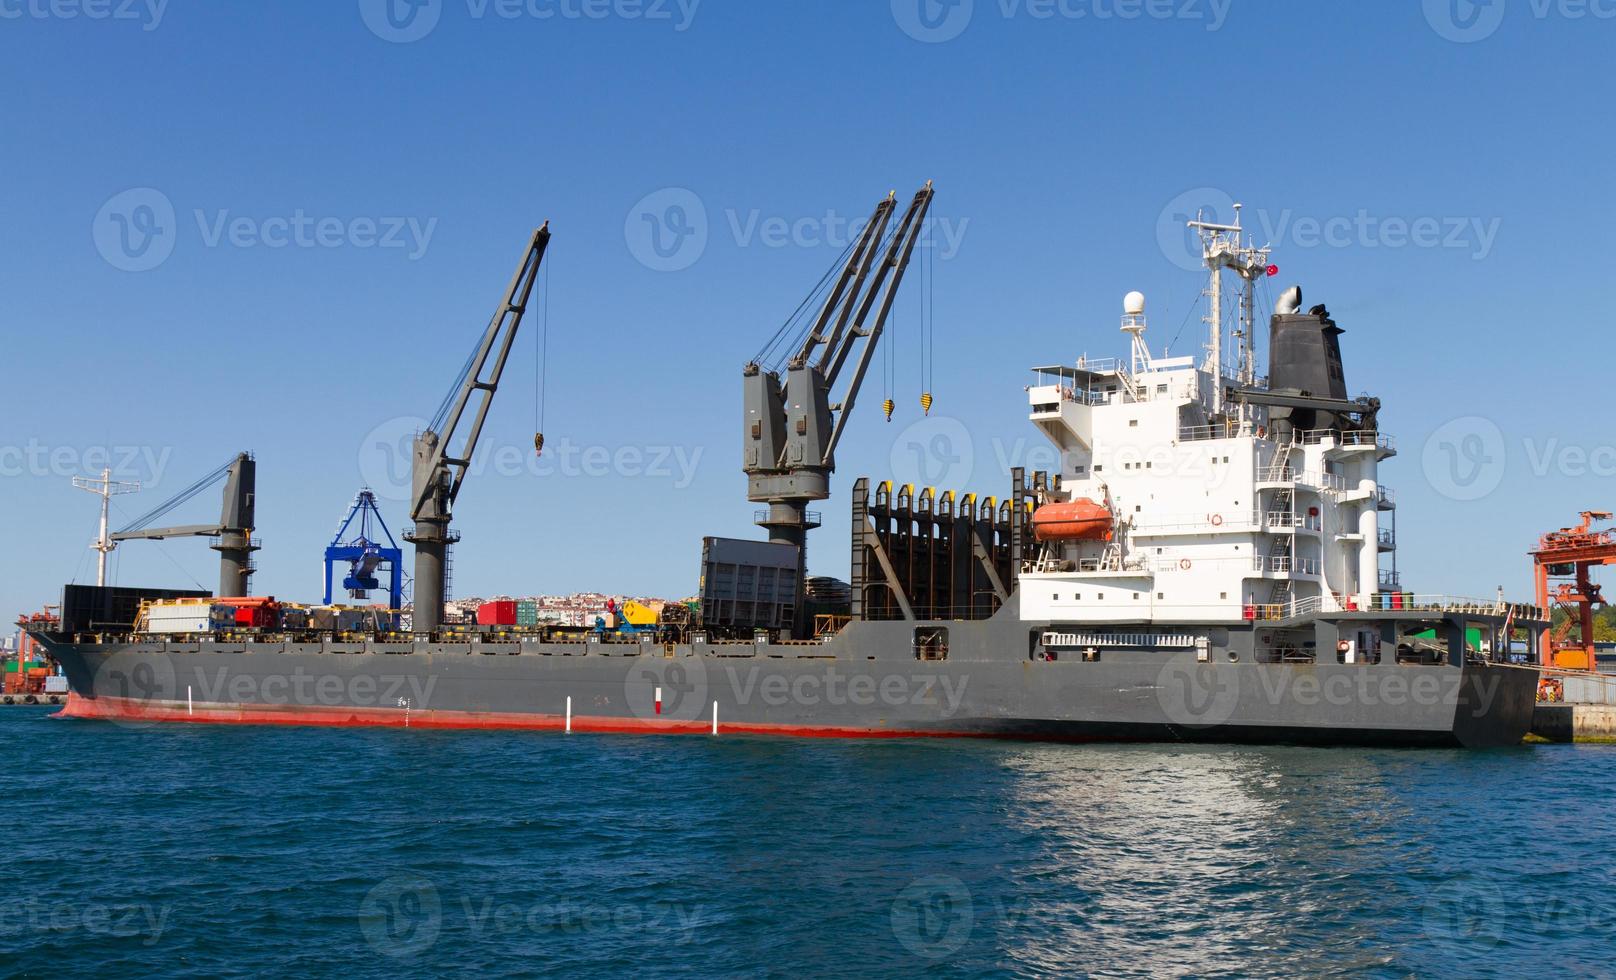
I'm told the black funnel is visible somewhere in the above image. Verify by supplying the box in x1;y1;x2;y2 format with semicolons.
1268;300;1347;441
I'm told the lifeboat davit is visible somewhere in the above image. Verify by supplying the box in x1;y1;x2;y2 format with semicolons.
1032;498;1113;542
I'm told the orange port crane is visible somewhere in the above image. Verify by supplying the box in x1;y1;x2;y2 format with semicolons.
1530;510;1616;670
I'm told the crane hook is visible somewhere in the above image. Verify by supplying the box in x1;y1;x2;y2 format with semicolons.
920;392;934;416
534;433;545;458
882;398;895;422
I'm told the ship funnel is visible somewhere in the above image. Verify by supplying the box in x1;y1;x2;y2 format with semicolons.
1275;285;1302;315
1268;294;1347;442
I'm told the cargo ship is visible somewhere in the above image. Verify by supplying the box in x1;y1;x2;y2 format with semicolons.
28;197;1546;746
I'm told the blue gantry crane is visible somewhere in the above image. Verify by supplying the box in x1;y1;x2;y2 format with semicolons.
324;489;404;609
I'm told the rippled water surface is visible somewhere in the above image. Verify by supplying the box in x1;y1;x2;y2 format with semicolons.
2;707;1612;977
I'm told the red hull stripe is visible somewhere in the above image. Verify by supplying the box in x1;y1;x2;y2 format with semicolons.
55;694;975;739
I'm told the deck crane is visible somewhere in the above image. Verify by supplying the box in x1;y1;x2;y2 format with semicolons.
743;182;934;636
1531;510;1616;670
110;452;257;597
406;223;551;632
324;489;404;609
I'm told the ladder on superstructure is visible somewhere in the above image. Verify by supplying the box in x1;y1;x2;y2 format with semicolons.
1266;440;1296;612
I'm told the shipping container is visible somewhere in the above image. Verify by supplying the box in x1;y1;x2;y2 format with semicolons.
143;601;234;634
59;584;211;634
516;600;539;626
698;537;800;631
477;601;518;626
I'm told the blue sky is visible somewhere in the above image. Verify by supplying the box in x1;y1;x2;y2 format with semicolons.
3;0;1614;623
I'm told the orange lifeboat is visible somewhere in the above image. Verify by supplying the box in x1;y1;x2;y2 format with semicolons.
1032;498;1113;542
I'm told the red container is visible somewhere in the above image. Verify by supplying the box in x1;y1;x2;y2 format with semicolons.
234;605;279;628
477;601;518;626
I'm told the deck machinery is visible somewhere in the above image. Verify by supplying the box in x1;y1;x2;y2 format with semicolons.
110;452;257;598
743;183;934;636
850;471;1031;623
1530;510;1616;670
406;224;551;631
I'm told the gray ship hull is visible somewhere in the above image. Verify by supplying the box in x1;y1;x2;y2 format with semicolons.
32;609;1538;748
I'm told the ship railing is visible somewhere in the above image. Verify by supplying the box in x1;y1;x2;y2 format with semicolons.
1179;421;1261;442
1297;429;1397;453
1378;529;1397;548
753;509;822;527
1340;430;1396;452
1252;556;1321;575
1072;357;1122;374
1020;557;1147;574
1256;465;1347;492
1278;594;1544;620
1262;511;1323;532
1131;511;1262;534
1377;486;1397;507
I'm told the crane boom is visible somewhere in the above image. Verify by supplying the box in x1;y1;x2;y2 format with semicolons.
408;223;551;631
741;182;935;637
109;452;258;597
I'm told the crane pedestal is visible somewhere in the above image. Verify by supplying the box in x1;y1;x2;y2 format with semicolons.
405;518;459;632
211;530;259;598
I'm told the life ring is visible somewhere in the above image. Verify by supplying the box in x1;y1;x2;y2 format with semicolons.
1337;640;1350;654
1179;558;1192;571
1210;514;1224;527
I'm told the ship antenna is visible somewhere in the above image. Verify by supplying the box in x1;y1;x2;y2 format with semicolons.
1186;203;1272;420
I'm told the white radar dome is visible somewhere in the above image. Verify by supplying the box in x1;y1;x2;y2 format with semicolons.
1123;291;1146;315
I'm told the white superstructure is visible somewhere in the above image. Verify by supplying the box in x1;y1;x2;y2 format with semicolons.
1019;208;1396;627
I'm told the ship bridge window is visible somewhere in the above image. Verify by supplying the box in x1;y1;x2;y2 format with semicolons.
1129;419;1139;427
